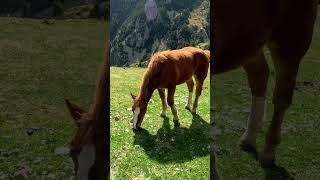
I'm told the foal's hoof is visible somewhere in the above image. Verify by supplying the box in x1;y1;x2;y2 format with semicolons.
160;112;166;117
239;143;258;160
132;126;142;132
174;121;180;128
259;153;276;168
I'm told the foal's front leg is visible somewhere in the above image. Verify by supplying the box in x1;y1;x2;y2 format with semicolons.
167;87;180;127
158;88;167;117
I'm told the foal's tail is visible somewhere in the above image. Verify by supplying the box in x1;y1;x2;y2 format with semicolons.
194;50;210;64
204;50;210;57
204;50;210;63
193;50;210;79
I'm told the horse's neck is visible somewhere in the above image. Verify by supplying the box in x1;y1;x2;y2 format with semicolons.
138;84;154;104
137;66;157;104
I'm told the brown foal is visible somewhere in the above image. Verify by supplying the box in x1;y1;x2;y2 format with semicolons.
131;47;210;129
65;47;109;179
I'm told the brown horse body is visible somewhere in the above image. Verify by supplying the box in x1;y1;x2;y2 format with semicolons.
66;47;109;179
131;47;209;129
211;0;318;178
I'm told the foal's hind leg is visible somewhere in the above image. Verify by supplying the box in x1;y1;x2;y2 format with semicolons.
239;50;269;158
167;87;180;127
192;76;206;113
185;78;194;110
260;48;302;167
158;88;167;117
192;61;209;113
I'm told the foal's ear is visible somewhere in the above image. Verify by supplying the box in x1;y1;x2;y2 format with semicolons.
130;93;136;100
65;99;86;126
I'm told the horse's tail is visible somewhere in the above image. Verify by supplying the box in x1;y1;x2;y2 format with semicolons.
204;50;210;63
194;50;210;64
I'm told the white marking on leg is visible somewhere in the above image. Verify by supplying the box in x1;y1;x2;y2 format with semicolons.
186;92;193;108
170;105;179;121
160;108;166;116
160;90;167;116
192;95;199;113
76;145;95;180
131;107;140;129
242;96;265;144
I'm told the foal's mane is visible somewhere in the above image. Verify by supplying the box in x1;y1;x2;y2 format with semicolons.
137;53;162;100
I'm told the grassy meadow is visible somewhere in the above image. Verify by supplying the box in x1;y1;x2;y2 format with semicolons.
0;17;107;179
110;67;210;179
212;8;320;179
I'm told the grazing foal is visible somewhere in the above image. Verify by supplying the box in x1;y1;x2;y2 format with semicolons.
211;0;317;168
131;47;210;129
65;47;109;179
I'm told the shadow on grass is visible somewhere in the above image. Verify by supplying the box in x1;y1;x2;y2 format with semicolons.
241;145;294;179
133;113;209;163
264;165;294;180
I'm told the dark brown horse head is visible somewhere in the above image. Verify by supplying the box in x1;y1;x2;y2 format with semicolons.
63;46;108;179
130;93;148;129
65;99;96;179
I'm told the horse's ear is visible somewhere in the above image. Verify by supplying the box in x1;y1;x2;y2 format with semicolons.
130;93;136;100
65;99;86;126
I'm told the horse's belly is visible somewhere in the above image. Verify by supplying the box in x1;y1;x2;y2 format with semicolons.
176;75;193;85
156;71;193;88
213;0;271;73
155;59;196;87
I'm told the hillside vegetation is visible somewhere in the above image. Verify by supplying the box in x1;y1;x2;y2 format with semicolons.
111;0;209;66
0;0;109;20
0;17;107;179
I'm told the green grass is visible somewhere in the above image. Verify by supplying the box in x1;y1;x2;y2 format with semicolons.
110;67;210;179
212;12;320;179
0;17;107;179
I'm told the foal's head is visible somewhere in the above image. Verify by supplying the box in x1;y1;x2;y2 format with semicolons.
130;93;148;129
65;99;96;179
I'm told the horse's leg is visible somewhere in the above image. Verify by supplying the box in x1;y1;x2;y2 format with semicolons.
260;2;316;165
167;87;180;127
192;57;209;113
192;79;203;113
185;78;194;110
260;47;302;167
239;50;269;158
192;70;208;113
158;88;167;117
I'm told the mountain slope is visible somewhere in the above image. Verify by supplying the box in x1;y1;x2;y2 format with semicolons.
110;0;210;66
